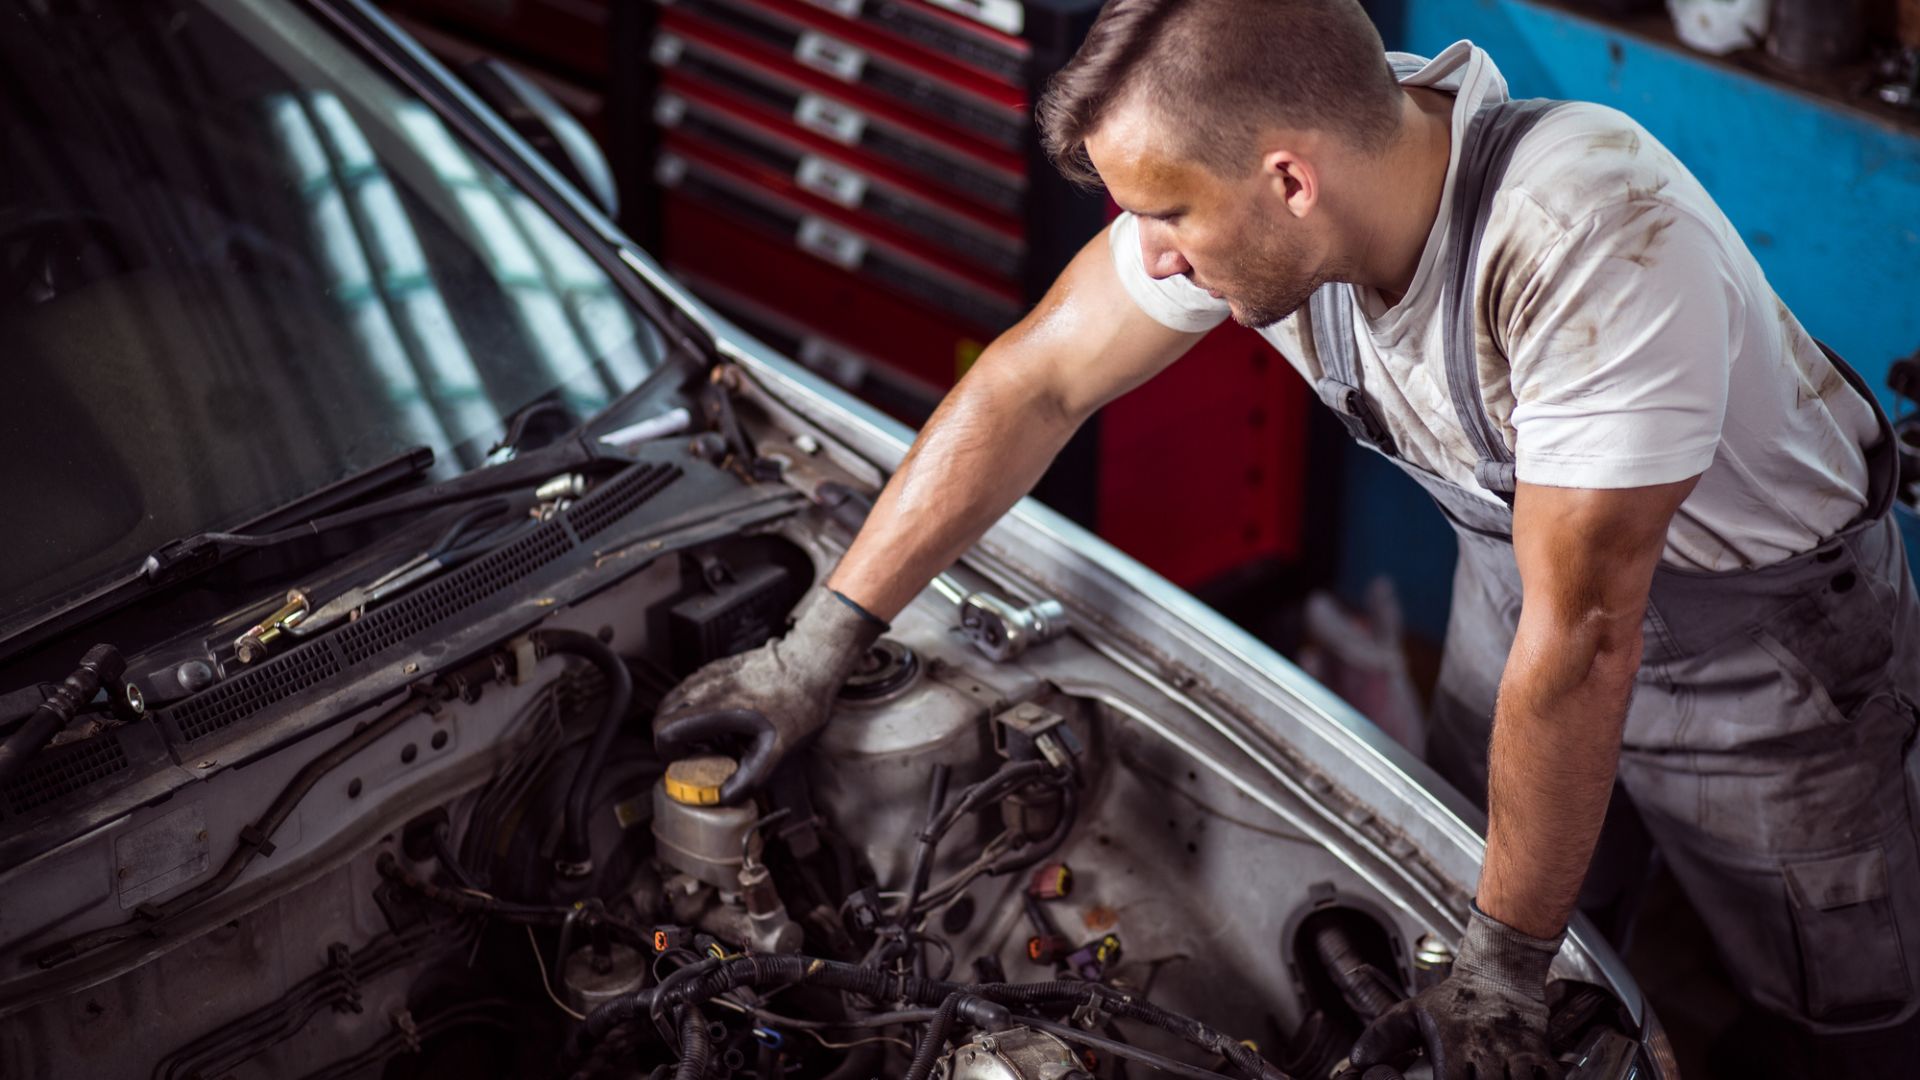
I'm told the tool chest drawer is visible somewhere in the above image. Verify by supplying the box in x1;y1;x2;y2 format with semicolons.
655;0;1028;147
816;0;1031;84
650;21;1027;214
656;138;1022;329
660;196;993;395
655;82;1023;279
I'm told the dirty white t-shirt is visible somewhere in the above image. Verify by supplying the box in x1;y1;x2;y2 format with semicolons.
1110;41;1877;571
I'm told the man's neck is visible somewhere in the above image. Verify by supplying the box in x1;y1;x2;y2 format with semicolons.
1347;88;1456;307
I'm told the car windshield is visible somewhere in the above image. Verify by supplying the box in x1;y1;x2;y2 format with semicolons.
0;0;667;619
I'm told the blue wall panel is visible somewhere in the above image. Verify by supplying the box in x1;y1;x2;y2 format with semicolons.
1340;0;1920;641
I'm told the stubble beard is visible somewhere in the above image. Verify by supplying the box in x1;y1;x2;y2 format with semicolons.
1220;231;1327;330
1229;276;1323;329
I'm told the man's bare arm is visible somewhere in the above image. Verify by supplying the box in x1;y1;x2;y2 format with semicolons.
826;227;1206;619
1477;475;1698;939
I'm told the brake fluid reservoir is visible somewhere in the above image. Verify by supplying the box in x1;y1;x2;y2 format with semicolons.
808;637;996;889
652;756;757;891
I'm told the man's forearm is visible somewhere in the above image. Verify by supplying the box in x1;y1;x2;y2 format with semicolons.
1476;618;1642;939
827;363;1081;620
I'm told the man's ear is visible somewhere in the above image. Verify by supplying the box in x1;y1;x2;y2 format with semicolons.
1261;149;1317;219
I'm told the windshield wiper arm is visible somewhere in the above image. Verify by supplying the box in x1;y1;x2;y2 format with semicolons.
1;409;665;665
0;447;439;664
144;435;627;581
138;446;439;587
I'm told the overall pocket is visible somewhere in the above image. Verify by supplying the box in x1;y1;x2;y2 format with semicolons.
1784;845;1913;1020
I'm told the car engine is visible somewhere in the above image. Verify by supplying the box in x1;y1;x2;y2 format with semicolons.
0;368;1651;1080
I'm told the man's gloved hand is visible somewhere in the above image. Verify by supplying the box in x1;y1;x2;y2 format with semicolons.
1350;902;1564;1080
652;588;886;803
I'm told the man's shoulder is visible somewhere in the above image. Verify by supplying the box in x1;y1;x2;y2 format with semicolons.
1493;101;1715;238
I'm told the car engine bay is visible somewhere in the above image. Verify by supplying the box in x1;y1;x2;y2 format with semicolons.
0;363;1654;1080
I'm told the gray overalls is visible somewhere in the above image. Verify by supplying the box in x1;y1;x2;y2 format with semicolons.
1304;97;1920;1061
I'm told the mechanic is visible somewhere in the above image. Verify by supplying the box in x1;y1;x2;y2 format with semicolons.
654;0;1920;1076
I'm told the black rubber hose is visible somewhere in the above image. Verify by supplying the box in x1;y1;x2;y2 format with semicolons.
902;992;964;1080
375;854;611;928
567;987;658;1065
897;761;1059;923
430;827;480;890
1309;922;1403;1021
535;629;635;877
671;1005;711;1080
0;643;124;786
896;764;952;925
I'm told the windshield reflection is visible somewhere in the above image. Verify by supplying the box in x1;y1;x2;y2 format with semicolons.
0;0;663;616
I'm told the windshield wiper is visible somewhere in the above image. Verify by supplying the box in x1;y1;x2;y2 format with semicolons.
0;435;625;663
0;447;437;664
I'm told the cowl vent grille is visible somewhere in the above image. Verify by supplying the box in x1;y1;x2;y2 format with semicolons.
161;460;684;745
336;520;572;665
2;733;128;816
175;641;340;741
567;463;683;539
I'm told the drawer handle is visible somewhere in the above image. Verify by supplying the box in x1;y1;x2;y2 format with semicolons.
799;335;868;387
653;93;688;128
922;0;1023;36
654;152;689;188
649;33;685;67
801;0;864;18
795;30;868;82
794;93;866;144
797;216;868;270
796;155;868;208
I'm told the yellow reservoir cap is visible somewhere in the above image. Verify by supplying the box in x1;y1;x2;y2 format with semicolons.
663;755;739;805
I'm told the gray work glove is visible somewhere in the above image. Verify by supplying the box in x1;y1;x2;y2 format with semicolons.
652;588;886;803
1350;902;1564;1080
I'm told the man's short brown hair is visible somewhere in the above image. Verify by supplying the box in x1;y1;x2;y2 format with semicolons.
1038;0;1402;188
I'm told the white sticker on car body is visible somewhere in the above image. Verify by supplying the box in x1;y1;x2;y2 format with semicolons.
114;804;210;910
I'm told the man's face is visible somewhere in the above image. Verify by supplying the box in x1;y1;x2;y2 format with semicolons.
1085;100;1325;329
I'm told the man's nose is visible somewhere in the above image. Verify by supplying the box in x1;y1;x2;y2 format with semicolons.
1137;219;1192;280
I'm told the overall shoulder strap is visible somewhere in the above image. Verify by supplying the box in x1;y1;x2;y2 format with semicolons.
1439;97;1569;502
1308;284;1396;455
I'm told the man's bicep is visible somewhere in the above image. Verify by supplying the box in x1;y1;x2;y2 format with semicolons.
1511;478;1697;624
982;224;1209;423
